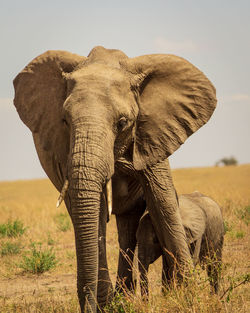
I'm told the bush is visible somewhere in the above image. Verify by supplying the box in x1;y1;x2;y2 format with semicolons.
216;157;238;166
104;292;137;313
19;242;58;274
54;213;71;232
1;241;22;256
0;219;26;238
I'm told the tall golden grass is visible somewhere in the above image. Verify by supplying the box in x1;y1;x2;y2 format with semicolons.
0;164;249;312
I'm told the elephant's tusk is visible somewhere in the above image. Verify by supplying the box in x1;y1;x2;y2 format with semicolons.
56;179;69;208
106;179;112;217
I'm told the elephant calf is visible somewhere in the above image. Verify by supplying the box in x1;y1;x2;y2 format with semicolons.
136;191;224;297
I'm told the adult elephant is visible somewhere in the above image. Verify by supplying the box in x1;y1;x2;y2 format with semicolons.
13;46;216;312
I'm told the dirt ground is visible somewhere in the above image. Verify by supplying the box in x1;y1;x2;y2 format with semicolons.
0;273;76;300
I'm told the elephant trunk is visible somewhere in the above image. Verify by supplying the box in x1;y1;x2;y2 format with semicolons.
71;180;100;312
68;124;113;313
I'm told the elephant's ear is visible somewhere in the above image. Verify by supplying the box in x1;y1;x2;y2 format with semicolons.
125;54;217;170
13;50;86;187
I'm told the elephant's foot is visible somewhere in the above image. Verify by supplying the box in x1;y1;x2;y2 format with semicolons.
97;281;113;312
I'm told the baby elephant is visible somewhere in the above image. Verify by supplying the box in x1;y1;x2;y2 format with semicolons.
136;192;224;297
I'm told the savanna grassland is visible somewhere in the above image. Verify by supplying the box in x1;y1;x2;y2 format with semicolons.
0;164;249;312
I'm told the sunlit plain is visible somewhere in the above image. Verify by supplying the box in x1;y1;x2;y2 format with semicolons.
0;164;249;312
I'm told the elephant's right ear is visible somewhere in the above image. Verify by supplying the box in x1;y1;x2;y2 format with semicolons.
13;50;86;188
13;50;85;136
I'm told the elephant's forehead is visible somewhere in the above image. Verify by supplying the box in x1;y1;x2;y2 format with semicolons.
67;64;133;110
71;63;130;89
64;64;137;118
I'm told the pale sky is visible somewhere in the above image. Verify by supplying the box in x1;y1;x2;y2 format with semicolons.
1;0;250;181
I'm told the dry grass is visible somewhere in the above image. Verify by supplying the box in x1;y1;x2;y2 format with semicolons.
0;164;249;312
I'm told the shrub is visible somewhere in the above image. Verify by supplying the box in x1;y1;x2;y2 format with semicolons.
0;219;26;238
216;157;238;166
1;241;22;256
19;242;58;274
54;213;71;232
104;292;137;313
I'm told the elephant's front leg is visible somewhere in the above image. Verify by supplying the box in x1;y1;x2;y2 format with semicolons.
139;159;192;282
115;210;142;293
97;193;113;310
112;171;145;293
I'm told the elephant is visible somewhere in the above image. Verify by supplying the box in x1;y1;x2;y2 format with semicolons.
136;192;224;297
13;46;217;312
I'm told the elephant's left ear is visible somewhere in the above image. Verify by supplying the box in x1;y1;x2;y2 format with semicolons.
125;54;217;170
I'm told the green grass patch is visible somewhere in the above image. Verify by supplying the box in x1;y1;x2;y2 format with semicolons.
0;219;26;238
47;234;56;246
66;251;75;260
54;213;71;232
19;242;58;274
224;220;233;233
236;205;250;225
1;241;22;256
234;231;245;239
104;292;137;313
228;230;245;239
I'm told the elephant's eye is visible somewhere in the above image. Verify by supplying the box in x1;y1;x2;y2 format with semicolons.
62;118;69;127
118;116;128;131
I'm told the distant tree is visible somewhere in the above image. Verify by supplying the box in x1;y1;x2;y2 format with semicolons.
216;156;238;166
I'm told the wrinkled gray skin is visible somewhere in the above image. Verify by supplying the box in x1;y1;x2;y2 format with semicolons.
136;192;224;297
13;46;216;312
